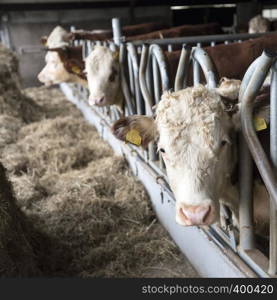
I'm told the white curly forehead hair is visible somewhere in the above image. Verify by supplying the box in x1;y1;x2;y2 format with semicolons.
155;85;232;165
85;45;117;73
156;85;227;128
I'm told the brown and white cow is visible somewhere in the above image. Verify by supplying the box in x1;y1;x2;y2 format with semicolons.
84;23;223;108
38;26;87;87
38;22;168;88
85;45;122;107
126;22;223;41
112;82;269;231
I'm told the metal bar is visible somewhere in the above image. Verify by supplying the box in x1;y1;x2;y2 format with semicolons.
132;32;268;47
119;43;135;115
112;17;122;46
239;56;261;101
139;44;154;115
239;133;255;251
174;44;191;91
149;44;170;92
240;51;277;276
191;47;217;88
240;50;277;206
127;53;135;97
152;55;161;104
269;64;277;275
126;43;144;115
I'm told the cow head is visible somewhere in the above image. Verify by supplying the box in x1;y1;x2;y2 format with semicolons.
38;26;86;86
248;15;270;34
38;46;86;86
113;81;241;227
85;46;121;106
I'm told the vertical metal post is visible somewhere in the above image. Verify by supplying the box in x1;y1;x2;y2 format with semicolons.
128;53;135;96
239;133;255;250
269;64;277;275
174;45;191;91
193;44;201;86
152;55;161;105
112;18;122;46
1;15;11;49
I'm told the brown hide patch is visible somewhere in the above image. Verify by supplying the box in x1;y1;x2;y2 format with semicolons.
49;46;86;80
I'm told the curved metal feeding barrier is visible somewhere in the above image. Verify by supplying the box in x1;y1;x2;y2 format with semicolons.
139;44;170;116
240;50;277;276
174;44;191;91
119;42;144;115
119;43;135;116
191;46;218;88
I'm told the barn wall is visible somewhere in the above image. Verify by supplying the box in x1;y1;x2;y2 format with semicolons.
0;6;171;87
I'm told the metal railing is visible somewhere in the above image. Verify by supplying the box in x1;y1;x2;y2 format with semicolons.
239;50;277;276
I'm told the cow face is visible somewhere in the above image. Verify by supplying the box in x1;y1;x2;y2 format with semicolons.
38;51;72;86
85;46;120;106
113;83;241;227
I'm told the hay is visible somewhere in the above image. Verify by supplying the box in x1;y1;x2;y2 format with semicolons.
0;44;43;123
3;111;197;277
0;162;40;276
0;44;198;278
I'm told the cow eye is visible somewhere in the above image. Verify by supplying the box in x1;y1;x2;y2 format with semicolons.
109;67;118;82
221;140;227;147
159;148;166;153
109;72;116;82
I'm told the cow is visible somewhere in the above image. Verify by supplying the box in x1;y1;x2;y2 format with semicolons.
38;22;169;87
126;22;223;41
38;26;87;87
85;33;277;109
85;45;122;107
111;80;270;234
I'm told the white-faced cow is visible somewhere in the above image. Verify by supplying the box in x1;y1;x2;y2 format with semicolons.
85;45;122;107
38;26;87;87
112;81;269;231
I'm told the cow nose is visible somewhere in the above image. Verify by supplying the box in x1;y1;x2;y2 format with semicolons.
89;97;105;106
177;204;214;226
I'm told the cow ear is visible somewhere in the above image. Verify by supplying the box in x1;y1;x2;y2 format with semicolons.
40;36;48;46
65;32;75;42
217;77;241;101
112;115;156;148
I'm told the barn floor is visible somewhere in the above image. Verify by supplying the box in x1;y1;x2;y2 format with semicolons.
0;80;199;277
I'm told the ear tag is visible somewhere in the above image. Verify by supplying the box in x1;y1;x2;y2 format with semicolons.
253;117;267;131
126;129;142;146
72;65;81;74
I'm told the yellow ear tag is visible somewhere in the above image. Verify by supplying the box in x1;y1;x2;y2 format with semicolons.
254;117;267;131
72;65;81;74
126;129;142;146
